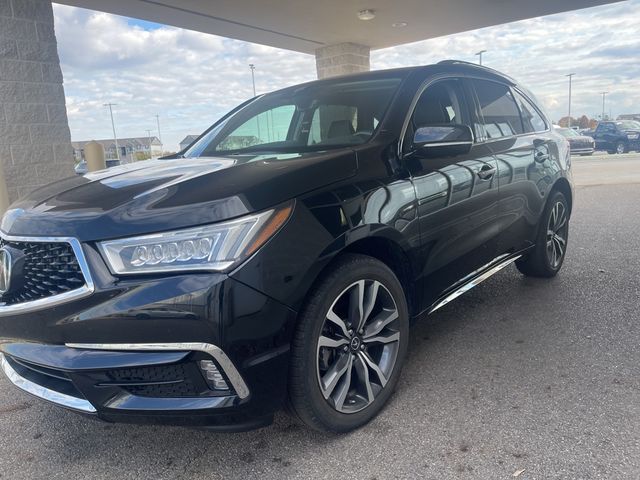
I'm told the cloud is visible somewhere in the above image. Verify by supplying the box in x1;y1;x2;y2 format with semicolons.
372;0;640;122
53;4;315;151
53;1;640;151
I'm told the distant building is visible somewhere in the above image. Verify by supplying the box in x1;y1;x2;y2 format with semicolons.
72;137;163;163
617;114;640;122
179;135;199;151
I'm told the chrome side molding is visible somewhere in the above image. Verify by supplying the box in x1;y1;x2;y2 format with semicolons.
0;353;97;413
65;342;250;399
429;255;522;314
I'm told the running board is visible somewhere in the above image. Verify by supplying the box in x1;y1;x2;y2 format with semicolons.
428;255;522;314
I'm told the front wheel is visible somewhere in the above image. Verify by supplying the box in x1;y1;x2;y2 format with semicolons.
516;191;569;278
615;142;627;154
288;254;409;432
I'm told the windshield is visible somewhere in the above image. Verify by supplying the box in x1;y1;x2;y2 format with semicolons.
615;120;640;130
184;77;402;157
556;127;579;138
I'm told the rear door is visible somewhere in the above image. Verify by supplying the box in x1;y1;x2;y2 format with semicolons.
470;78;557;255
403;77;501;311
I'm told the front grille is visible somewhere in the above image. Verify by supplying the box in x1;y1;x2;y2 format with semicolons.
106;363;207;397
0;239;86;305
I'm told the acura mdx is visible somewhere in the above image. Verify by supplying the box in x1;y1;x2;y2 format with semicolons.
0;61;572;432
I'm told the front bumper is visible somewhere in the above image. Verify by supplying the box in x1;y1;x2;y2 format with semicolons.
0;241;297;430
569;147;594;155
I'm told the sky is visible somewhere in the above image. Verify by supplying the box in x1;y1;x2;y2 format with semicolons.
52;1;640;152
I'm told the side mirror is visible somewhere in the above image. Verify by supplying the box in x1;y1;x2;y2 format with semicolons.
411;124;473;157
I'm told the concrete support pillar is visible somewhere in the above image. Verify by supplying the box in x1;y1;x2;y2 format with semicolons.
0;0;74;211
315;43;370;79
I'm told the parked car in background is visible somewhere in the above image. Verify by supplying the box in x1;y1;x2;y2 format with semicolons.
592;120;640;154
555;127;595;156
0;61;573;433
74;159;121;175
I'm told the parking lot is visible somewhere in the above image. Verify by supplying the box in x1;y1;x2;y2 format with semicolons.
0;154;639;480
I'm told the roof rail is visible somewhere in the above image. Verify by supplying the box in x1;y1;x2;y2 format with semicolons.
438;59;500;72
437;59;516;84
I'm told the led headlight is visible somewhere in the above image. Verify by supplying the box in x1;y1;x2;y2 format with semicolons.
98;204;292;274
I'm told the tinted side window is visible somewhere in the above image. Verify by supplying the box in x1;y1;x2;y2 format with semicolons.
473;79;523;139
404;79;467;151
513;91;547;133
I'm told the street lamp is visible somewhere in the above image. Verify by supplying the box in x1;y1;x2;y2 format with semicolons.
475;50;487;66
145;129;153;160
566;73;575;128
155;114;163;151
600;91;608;120
103;103;120;160
249;64;256;97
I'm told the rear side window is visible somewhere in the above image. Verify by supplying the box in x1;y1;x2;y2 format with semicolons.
473;79;523;139
513;91;547;133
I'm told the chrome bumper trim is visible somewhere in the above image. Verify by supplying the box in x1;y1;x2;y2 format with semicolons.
0;232;95;316
0;353;97;413
65;342;250;399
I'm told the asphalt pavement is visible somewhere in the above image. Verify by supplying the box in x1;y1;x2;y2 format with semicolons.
0;154;639;479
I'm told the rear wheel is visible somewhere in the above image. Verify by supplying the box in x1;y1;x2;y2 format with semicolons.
288;254;409;432
516;191;569;278
615;141;627;154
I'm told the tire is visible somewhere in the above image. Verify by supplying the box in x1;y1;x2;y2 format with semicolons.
615;142;627;154
288;253;409;432
516;191;569;278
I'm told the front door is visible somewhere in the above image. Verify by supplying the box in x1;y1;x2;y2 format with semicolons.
403;78;501;312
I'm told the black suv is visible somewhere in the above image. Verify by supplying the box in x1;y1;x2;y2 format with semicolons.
592;120;640;154
0;61;572;433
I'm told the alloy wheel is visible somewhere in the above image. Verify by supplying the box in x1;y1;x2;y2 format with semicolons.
316;279;400;414
616;142;626;154
546;201;568;268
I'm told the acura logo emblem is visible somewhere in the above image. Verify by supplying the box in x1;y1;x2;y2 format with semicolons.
0;248;12;295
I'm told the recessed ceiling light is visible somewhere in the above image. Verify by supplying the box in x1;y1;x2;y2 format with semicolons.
357;9;376;21
392;22;408;28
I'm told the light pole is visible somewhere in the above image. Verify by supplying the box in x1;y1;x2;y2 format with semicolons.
249;64;256;97
155;114;162;150
145;129;153;160
103;103;120;160
475;50;487;66
566;73;575;128
601;92;608;120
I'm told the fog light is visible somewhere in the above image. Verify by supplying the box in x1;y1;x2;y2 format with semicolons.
199;360;229;391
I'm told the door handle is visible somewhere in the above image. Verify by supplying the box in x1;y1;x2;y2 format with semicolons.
477;165;496;180
535;150;549;163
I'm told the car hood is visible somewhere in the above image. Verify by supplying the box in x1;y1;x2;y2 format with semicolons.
622;129;640;135
2;150;357;241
